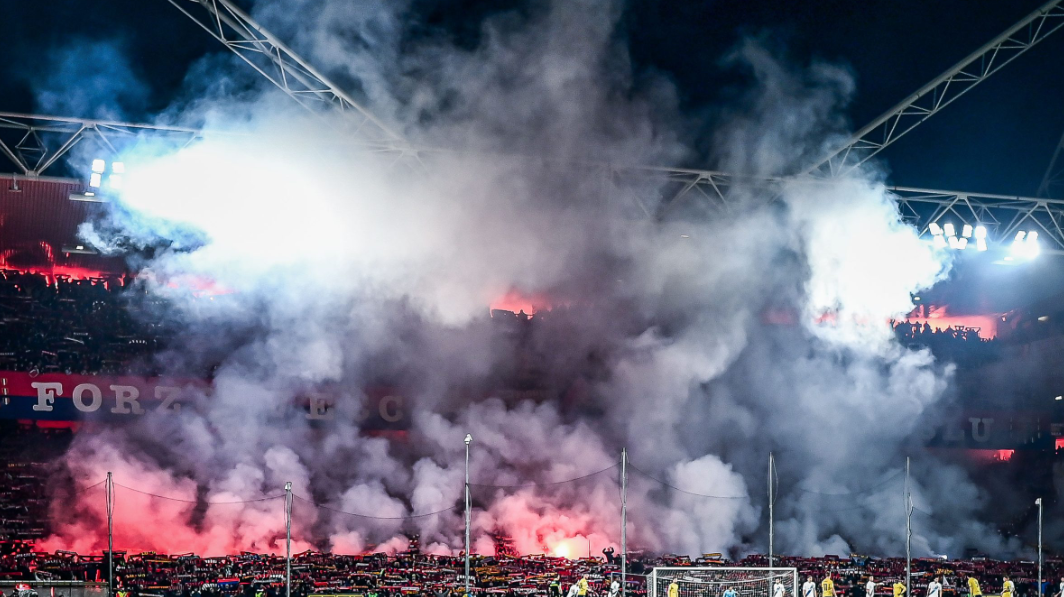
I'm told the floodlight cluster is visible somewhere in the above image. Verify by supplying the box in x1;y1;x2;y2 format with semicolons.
928;222;987;252
88;158;124;193
1010;230;1040;259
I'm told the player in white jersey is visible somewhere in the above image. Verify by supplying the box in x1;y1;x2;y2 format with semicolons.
802;577;817;597
774;579;786;597
927;577;942;597
866;577;876;597
608;580;620;597
1002;577;1015;597
567;584;580;597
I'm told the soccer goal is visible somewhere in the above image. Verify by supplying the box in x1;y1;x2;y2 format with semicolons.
649;567;799;597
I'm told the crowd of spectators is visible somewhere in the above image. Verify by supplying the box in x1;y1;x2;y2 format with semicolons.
0;271;167;376
0;269;1017;379
0;543;1058;597
0;425;74;542
891;321;999;363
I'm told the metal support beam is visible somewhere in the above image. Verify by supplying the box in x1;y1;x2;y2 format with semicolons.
889;185;1064;253
3;113;1063;256
1037;127;1064;198
165;0;404;147
809;0;1064;177
0;113;204;177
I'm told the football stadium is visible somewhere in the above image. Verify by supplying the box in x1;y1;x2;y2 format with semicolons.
2;3;1064;597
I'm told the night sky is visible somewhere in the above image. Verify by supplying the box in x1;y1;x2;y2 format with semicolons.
2;0;1064;311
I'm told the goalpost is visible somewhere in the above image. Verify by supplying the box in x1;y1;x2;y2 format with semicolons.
649;567;799;597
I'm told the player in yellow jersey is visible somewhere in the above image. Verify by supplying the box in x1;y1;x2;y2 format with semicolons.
578;577;590;597
668;581;679;597
822;575;836;597
1002;577;1015;597
893;581;907;597
966;576;981;597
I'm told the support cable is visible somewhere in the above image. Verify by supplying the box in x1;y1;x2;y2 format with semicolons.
627;462;747;499
793;468;905;496
469;463;620;488
292;494;459;519
113;482;285;504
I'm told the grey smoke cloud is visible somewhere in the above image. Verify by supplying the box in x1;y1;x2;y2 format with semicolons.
32;39;149;121
36;0;1015;560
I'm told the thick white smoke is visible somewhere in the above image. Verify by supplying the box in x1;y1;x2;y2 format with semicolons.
37;0;1016;559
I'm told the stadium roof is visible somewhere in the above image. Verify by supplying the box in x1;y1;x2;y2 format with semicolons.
0;175;125;277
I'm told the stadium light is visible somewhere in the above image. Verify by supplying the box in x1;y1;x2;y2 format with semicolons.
464;433;473;597
929;220;985;252
86;159;126;193
1011;230;1040;259
109;161;124;190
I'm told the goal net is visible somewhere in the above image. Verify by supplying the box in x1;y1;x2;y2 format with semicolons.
649;567;799;597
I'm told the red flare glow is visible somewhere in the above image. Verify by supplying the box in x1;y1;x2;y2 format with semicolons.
490;289;550;316
905;305;1000;339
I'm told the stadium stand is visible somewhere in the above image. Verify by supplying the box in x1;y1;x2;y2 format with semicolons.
0;546;1054;597
0;271;165;376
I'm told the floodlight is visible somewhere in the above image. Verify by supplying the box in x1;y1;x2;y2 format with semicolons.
947;236;960;249
957;238;968;250
928;222;942;236
1056;396;1062;401
962;224;973;238
91;159;105;174
976;238;988;252
109;174;122;190
89;173;102;188
932;235;947;249
1028;237;1041;257
974;225;987;239
943;223;956;237
68;193;105;203
1011;230;1040;258
111;162;125;174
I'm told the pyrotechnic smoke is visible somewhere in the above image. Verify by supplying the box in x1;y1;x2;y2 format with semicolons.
36;0;1018;559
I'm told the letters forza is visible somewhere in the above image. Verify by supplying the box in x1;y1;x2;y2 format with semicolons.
0;372;406;428
31;381;178;414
